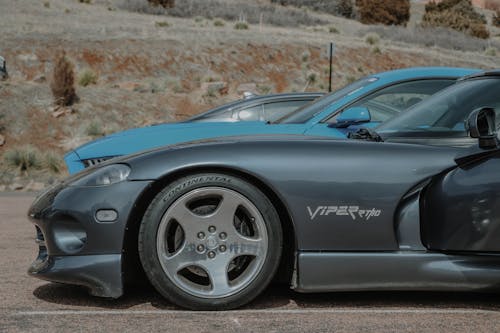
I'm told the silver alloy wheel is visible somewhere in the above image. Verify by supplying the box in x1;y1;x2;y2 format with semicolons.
156;187;269;298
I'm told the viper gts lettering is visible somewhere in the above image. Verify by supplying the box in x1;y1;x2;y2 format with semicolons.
307;205;381;221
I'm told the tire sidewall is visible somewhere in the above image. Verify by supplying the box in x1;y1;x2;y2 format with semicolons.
139;173;282;310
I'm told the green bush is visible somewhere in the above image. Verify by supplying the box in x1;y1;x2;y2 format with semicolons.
234;22;249;30
78;69;98;86
356;0;410;26
86;121;105;137
485;47;497;56
365;32;380;45
213;19;225;27
155;21;170;27
329;26;339;34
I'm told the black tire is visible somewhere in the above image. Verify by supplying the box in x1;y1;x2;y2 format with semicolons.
138;173;283;310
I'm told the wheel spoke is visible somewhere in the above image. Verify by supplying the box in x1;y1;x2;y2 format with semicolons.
167;197;208;237
200;257;232;296
160;243;200;274
211;193;242;229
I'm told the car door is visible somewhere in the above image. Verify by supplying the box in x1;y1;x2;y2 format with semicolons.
422;149;500;252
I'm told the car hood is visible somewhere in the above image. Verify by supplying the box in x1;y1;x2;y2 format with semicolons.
71;121;305;159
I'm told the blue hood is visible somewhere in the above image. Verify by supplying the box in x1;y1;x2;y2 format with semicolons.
72;121;309;160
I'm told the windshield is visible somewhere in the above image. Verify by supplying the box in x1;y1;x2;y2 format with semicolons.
377;78;500;135
185;99;244;122
277;77;379;124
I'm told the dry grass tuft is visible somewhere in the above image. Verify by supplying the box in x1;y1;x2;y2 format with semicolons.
51;51;78;106
365;32;380;45
78;69;98;86
234;21;249;30
4;146;42;171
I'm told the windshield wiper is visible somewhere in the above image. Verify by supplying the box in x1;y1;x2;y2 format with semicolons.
347;127;383;142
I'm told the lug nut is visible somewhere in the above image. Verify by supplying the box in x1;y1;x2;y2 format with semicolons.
197;232;205;239
208;251;216;259
219;245;226;252
250;217;255;222
208;225;216;233
197;244;205;252
219;232;227;240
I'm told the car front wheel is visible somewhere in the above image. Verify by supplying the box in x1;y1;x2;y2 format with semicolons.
138;173;283;310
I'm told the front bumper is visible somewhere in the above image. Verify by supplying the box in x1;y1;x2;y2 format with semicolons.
28;179;152;298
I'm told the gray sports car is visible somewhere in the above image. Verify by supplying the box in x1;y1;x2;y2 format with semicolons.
28;71;500;310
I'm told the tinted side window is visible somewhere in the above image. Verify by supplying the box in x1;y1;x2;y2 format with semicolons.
263;100;312;122
331;79;454;123
235;104;263;121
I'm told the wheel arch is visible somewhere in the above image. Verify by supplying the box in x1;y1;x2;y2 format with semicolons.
122;165;298;287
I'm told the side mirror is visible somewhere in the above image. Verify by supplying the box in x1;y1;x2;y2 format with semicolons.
466;107;498;149
329;107;371;128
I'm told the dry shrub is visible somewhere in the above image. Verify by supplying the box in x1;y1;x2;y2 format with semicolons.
422;0;489;39
148;0;175;8
355;0;410;26
494;10;500;27
50;51;77;106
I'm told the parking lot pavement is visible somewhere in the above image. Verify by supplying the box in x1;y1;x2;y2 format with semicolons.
1;193;500;332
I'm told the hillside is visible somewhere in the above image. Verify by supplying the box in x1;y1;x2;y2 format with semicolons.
0;0;499;190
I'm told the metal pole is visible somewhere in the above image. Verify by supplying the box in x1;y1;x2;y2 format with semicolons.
328;43;333;93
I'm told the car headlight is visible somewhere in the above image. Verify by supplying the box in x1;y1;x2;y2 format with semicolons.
70;164;131;187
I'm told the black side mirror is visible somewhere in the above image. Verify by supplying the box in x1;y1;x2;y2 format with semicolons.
466;107;498;149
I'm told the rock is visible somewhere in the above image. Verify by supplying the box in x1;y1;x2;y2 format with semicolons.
115;81;142;91
52;109;66;118
33;74;46;83
26;181;45;192
201;81;227;96
236;83;257;95
0;134;4;146
10;183;24;191
17;53;39;66
51;107;75;118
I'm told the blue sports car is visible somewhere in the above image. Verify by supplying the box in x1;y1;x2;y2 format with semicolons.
65;67;479;174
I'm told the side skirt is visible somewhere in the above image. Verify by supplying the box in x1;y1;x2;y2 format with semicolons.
295;251;500;292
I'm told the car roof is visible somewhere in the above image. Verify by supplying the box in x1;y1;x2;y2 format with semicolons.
371;67;480;82
459;69;500;81
240;92;324;101
185;92;324;121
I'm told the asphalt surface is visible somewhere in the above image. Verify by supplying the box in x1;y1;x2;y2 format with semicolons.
2;193;500;332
